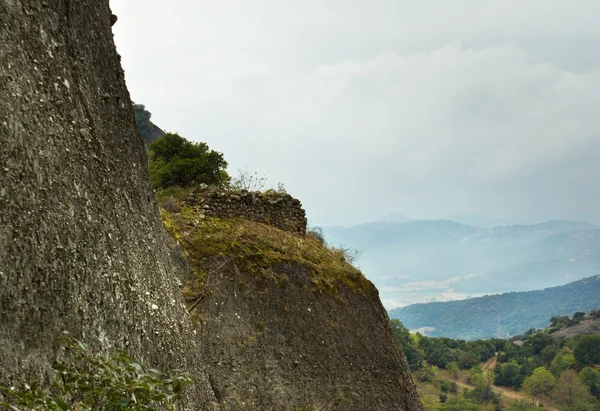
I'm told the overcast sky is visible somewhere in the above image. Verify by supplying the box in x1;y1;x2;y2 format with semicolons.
111;0;600;227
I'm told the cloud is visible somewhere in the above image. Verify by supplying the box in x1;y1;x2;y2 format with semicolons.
111;0;600;226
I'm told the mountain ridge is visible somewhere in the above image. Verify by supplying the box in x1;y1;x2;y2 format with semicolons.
322;219;600;307
389;275;600;340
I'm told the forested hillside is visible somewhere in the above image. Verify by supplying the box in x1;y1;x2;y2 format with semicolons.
392;310;600;410
390;276;600;340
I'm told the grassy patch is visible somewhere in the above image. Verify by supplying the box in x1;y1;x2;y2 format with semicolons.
161;205;376;299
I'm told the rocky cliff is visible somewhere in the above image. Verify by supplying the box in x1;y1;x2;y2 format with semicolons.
0;1;421;410
0;1;214;407
162;203;422;410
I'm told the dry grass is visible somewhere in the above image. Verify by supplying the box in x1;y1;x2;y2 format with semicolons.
161;205;377;297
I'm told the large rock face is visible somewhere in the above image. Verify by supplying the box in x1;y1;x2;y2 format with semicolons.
0;1;213;407
164;210;424;410
198;261;422;410
0;1;422;409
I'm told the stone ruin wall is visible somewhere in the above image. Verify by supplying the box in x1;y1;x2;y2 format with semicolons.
187;185;308;234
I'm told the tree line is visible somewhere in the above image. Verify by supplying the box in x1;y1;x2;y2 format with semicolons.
392;309;600;410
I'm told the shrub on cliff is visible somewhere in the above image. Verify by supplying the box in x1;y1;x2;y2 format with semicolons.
148;133;229;189
0;335;191;410
133;103;153;141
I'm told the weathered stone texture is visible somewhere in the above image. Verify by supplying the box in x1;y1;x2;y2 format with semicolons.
0;1;213;407
194;259;424;411
0;1;422;410
187;185;307;234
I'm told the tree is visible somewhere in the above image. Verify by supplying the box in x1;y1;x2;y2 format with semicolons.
549;347;575;376
550;316;562;328
133;103;151;132
580;367;600;399
527;333;553;355
495;360;524;389
390;319;425;370
465;366;496;404
148;133;229;189
574;335;600;367
417;360;439;383
420;394;440;411
522;367;555;404
446;361;459;379
553;369;598;410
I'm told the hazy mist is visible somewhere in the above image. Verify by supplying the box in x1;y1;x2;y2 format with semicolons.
111;0;600;227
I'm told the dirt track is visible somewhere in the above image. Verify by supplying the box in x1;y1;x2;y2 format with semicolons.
451;354;558;410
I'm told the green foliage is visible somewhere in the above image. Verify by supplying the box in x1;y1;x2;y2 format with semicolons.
0;335;192;411
390;319;426;369
438;397;495;411
574;334;600;367
416;361;439;383
408;310;600;409
420;394;440;411
148;133;229;189
506;400;538;411
580;367;600;399
133;103;154;143
522;367;555;403
494;360;524;389
549;347;575;376
553;369;599;410
390;319;498;372
160;207;377;299
446;362;459;379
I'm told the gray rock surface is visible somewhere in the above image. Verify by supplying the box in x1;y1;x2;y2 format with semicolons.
0;1;213;407
0;1;422;410
195;260;424;410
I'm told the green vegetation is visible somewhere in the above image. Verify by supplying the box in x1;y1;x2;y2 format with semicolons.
390;276;600;340
393;309;600;410
159;200;377;304
521;367;554;404
148;133;229;190
133;103;153;142
574;334;600;367
0;334;191;411
391;319;500;371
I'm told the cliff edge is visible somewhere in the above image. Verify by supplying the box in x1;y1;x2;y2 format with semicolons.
0;1;421;409
0;1;214;407
162;194;423;410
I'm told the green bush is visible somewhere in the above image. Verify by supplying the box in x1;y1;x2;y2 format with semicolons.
133;103;153;143
148;133;229;189
0;334;191;410
574;334;600;367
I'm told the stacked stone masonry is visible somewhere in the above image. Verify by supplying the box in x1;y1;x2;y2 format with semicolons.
187;185;307;234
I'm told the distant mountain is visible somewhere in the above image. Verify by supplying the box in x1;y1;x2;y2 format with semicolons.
322;220;600;307
440;214;546;227
379;213;412;224
389;276;600;340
